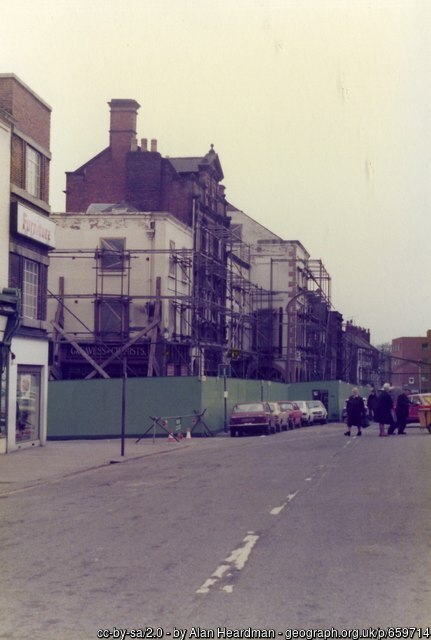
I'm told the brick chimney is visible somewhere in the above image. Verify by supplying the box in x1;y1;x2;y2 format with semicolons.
109;99;140;159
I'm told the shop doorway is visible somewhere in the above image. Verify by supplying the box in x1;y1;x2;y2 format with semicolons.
16;366;41;443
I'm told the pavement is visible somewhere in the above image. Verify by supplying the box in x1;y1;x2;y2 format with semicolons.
0;434;221;496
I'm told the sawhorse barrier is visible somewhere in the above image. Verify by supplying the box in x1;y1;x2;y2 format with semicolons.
136;409;214;443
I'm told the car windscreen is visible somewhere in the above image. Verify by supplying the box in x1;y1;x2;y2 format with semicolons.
233;403;265;412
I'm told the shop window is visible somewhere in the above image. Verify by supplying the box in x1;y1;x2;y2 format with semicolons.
25;146;41;199
16;367;41;443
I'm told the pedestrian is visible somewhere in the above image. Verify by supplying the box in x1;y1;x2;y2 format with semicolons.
344;387;366;437
367;388;377;421
395;388;410;435
375;382;396;437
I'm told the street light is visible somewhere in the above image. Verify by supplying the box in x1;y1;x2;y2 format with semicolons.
0;288;21;439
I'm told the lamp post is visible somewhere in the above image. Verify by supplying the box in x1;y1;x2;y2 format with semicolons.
0;288;21;443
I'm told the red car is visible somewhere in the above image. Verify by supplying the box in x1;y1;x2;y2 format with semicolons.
406;393;431;424
277;401;302;429
229;402;274;437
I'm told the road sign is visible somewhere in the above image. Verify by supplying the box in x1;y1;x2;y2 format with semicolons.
218;364;231;378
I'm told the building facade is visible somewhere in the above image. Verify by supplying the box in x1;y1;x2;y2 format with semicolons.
0;74;54;453
54;96;374;387
48;207;194;379
228;206;342;382
391;331;431;393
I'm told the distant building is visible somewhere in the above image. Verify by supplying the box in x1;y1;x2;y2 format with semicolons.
0;74;55;452
343;321;379;387
391;331;431;392
228;206;342;382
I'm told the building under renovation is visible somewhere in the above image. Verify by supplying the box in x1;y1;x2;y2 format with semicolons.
48;97;358;383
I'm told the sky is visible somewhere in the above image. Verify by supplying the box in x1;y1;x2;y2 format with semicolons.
2;0;431;346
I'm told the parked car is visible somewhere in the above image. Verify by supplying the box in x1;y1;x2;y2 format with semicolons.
277;401;302;429
268;401;288;432
229;402;274;437
306;400;328;424
291;400;312;426
406;393;431;424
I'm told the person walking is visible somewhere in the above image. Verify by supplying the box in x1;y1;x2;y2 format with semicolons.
367;388;377;421
345;387;366;437
375;382;395;437
395;388;410;435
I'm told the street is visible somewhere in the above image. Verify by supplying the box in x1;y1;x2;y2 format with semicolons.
1;424;430;638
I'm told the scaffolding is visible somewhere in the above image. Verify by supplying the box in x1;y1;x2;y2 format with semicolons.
48;220;273;380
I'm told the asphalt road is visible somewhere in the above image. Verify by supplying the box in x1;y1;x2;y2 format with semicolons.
1;423;430;639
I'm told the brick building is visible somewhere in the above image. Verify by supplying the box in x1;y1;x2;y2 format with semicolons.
0;74;55;452
391;331;431;392
61;99;233;377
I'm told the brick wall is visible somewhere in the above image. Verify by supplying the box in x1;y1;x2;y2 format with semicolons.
66;149;128;211
0;75;51;149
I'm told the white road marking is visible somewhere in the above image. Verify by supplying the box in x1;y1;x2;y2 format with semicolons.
225;533;259;570
196;532;259;594
270;504;286;515
270;490;299;515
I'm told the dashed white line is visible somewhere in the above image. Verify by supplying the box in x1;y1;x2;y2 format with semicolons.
196;532;259;594
270;490;299;515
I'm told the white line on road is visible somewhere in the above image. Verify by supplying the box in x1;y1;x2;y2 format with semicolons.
196;532;259;594
270;490;299;515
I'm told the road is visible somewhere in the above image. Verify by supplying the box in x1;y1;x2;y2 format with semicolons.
1;424;430;638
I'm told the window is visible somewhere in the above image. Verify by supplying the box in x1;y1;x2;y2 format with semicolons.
168;240;176;277
23;259;39;319
16;367;41;443
95;298;129;339
9;253;47;322
25;146;41;198
99;238;126;271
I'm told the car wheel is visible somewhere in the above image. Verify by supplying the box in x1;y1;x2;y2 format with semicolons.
230;428;236;437
321;419;327;425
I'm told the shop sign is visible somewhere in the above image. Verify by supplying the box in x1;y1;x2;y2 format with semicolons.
63;343;149;362
17;204;56;248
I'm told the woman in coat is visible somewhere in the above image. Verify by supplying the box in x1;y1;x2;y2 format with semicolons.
374;382;395;437
345;387;366;437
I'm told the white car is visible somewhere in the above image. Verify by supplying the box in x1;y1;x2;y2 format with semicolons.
292;400;312;426
306;400;328;424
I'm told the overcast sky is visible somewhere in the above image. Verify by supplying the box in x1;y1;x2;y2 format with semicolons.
2;0;431;346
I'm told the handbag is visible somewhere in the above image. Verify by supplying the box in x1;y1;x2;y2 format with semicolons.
362;415;370;428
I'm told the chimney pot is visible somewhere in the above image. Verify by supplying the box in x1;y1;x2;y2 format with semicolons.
151;139;157;152
141;138;148;151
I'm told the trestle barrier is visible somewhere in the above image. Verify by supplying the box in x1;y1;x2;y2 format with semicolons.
136;409;214;443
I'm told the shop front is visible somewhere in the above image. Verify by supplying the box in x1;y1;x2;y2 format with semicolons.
3;336;48;453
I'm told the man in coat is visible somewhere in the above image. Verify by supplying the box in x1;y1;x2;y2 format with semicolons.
395;388;410;435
